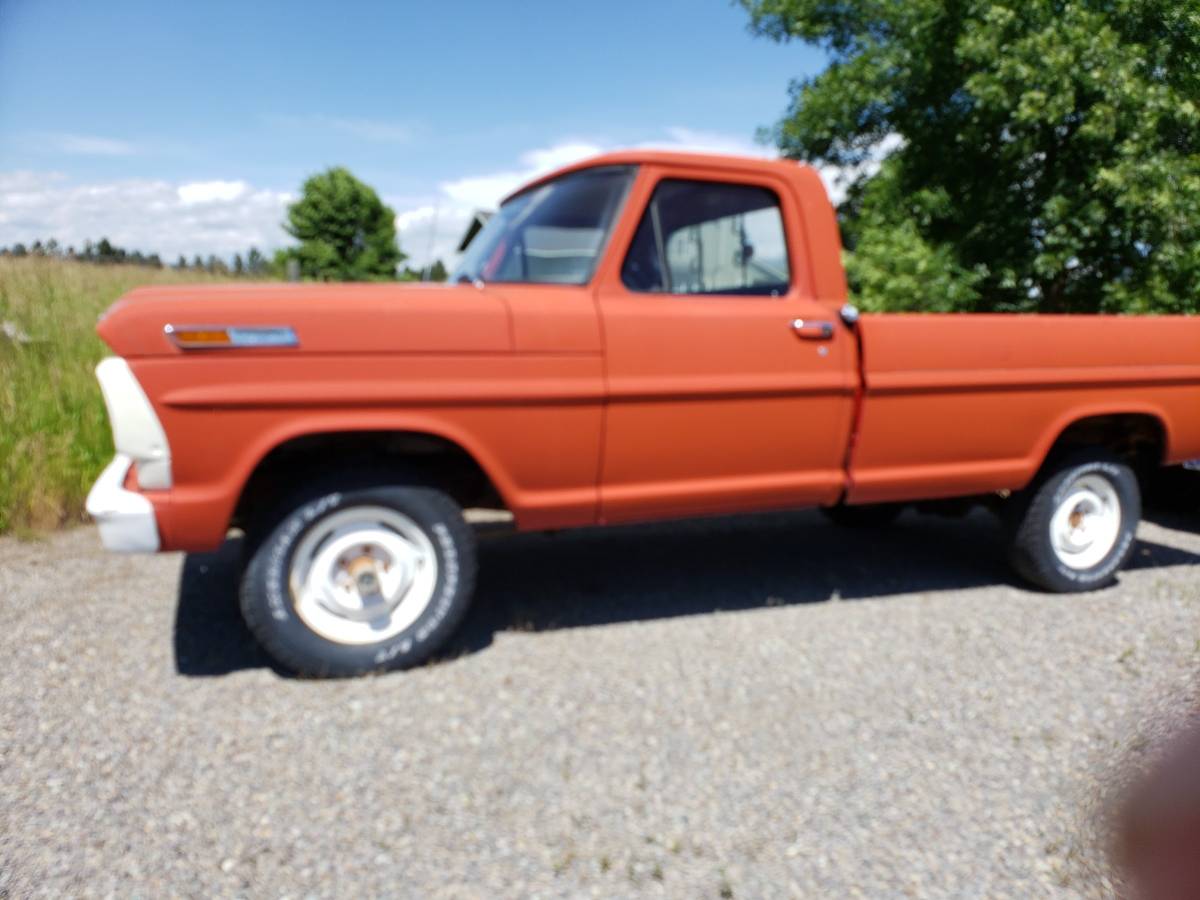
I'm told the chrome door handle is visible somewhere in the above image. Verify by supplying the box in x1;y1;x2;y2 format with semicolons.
791;318;834;340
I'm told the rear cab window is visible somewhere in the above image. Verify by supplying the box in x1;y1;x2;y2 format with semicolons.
621;179;791;296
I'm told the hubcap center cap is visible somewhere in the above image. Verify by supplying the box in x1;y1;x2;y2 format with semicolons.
347;555;381;595
307;530;423;623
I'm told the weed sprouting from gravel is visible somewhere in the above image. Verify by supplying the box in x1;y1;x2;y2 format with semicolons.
553;851;575;876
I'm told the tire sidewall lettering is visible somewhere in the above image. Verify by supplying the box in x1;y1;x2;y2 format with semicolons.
266;492;342;622
373;521;459;664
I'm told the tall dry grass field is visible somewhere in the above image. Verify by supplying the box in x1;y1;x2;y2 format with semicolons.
0;257;235;533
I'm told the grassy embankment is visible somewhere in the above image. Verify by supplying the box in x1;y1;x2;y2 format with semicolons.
0;257;237;534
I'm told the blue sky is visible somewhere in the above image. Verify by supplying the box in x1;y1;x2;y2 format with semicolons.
0;0;826;266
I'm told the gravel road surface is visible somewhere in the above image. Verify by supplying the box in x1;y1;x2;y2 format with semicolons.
2;508;1199;898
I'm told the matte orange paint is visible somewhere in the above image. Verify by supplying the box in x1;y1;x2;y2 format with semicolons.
94;150;1200;552
849;314;1200;503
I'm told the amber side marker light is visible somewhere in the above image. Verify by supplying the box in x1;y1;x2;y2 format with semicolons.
164;324;298;350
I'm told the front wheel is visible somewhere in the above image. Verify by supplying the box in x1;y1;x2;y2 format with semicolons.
240;484;477;677
1007;450;1140;593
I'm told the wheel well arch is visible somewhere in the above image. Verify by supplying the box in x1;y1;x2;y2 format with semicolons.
231;429;509;531
1037;411;1168;477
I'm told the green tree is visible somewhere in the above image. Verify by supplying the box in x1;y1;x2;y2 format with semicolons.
283;166;405;281
397;259;449;282
233;252;245;276
271;248;295;280
742;0;1200;313
246;247;266;275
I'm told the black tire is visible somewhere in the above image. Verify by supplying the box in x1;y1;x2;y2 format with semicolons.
1007;450;1140;593
821;502;905;528
240;483;477;677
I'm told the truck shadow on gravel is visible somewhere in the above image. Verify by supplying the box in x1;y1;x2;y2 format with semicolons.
173;508;1200;676
1145;509;1200;535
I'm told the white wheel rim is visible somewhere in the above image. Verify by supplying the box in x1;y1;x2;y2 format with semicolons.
1049;474;1122;570
288;506;438;645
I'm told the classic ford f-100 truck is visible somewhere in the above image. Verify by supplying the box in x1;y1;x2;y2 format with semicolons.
88;150;1200;675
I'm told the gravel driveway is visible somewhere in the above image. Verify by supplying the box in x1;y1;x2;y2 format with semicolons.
2;507;1198;898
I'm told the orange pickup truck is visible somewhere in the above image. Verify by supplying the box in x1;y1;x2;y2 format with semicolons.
88;150;1200;675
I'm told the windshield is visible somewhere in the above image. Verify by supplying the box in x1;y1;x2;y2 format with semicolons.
451;165;634;286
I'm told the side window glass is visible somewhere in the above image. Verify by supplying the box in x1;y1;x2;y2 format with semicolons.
621;179;790;296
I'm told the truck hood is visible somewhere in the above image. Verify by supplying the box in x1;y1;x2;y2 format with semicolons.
96;282;511;357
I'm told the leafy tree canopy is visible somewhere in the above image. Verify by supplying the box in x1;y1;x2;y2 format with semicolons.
284;166;405;281
743;0;1200;313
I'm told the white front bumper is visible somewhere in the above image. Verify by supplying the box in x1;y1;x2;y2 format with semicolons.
86;454;160;552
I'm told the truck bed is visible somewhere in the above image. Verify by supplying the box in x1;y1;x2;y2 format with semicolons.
848;314;1200;503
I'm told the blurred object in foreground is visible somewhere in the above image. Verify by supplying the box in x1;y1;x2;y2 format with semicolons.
1112;712;1200;900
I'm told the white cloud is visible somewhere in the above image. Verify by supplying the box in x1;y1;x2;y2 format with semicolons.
39;133;138;157
0;171;290;259
814;133;904;206
518;141;607;173
387;203;473;272
437;142;604;212
394;205;437;232
177;180;249;205
636;126;769;157
437;172;527;212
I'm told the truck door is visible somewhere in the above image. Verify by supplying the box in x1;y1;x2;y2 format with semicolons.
595;166;857;523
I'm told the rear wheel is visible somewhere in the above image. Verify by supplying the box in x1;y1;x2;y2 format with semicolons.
240;483;476;677
1007;450;1140;592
